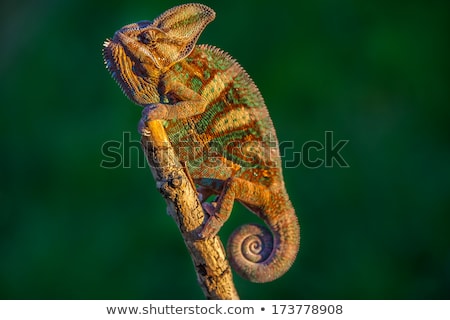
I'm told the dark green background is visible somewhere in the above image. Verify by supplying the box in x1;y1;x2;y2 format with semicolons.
1;0;449;299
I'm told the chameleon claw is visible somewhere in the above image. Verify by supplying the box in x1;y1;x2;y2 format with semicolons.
137;118;151;136
138;104;167;135
199;215;222;238
199;202;223;238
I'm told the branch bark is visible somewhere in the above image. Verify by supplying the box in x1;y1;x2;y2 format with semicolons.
140;120;239;299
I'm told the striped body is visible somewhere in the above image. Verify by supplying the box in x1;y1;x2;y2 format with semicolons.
103;3;299;283
163;45;281;188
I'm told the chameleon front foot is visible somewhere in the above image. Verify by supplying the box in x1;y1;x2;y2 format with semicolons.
138;104;169;135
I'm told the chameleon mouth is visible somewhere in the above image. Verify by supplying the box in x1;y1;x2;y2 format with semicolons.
102;38;131;99
102;39;116;76
102;36;160;106
102;39;114;77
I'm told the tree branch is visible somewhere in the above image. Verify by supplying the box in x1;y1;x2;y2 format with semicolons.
140;120;239;299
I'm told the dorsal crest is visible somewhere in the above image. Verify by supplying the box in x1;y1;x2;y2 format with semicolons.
147;3;216;68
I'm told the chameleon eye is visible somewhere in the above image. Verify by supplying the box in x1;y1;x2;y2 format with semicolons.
138;32;153;45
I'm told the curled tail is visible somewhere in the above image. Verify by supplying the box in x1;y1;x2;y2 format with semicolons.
227;197;300;283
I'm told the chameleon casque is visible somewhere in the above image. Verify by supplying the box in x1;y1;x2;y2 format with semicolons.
103;3;300;283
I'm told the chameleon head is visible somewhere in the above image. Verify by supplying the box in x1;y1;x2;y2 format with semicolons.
103;3;216;106
108;22;175;69
102;22;171;105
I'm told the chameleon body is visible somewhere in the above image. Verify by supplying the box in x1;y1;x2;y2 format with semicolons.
103;3;300;282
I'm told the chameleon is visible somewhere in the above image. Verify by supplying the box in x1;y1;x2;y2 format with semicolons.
103;3;300;283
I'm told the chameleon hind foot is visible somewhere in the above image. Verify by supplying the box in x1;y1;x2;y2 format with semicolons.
199;202;223;238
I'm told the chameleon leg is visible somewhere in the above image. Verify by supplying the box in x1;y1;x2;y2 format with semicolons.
196;186;216;203
199;177;299;283
198;178;231;238
199;177;270;238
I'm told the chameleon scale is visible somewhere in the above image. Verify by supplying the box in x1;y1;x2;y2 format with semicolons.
103;3;300;283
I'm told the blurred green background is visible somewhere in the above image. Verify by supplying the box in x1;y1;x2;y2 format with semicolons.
1;0;449;299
